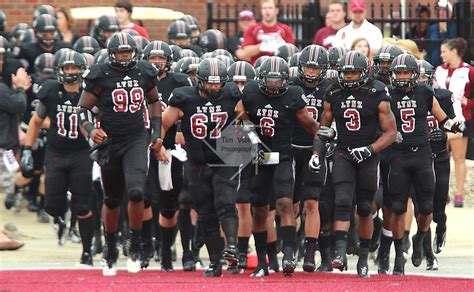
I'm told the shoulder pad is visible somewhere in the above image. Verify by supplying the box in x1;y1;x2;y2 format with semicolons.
35;79;59;101
434;88;453;103
138;60;159;78
168;86;194;107
82;63;104;80
224;82;242;99
172;72;193;86
415;82;434;96
327;83;343;96
362;79;387;95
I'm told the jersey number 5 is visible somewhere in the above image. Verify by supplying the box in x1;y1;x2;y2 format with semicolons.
191;112;229;139
112;88;145;113
400;108;415;133
344;109;360;131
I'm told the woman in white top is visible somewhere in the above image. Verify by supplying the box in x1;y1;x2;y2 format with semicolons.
435;38;474;207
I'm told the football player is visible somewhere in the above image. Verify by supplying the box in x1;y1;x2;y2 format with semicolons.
77;32;162;276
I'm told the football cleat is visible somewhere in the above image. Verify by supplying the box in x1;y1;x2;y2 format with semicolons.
317;247;333;272
426;255;439;271
68;227;81;244
377;253;390;274
203;263;223;277
103;245;119;276
161;251;174;272
56;217;67;246
433;230;446;254
238;253;248;270
454;194;464;208
357;248;370;278
37;209;50;223
282;259;296;276
78;252;93;266
140;241;153;269
127;252;141;273
332;255;348;272
222;244;239;268
303;252;316;272
268;253;280;273
182;250;196;271
250;265;269;277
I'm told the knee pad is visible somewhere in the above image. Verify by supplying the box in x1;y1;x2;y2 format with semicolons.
198;214;220;237
418;200;433;216
104;196;121;209
73;203;90;217
334;204;351;221
45;202;66;217
356;200;372;217
217;204;237;221
128;189;143;202
161;208;177;219
392;200;407;215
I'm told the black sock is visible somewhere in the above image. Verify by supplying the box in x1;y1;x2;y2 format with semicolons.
280;226;296;259
220;216;238;246
129;228;141;251
394;238;404;257
379;234;393;256
161;226;176;259
39;196;45;209
423;228;434;257
319;235;330;249
78;216;94;253
253;231;267;266
141;218;152;244
178;208;191;252
238;236;250;254
106;232;117;247
334;230;347;256
204;235;224;264
267;241;277;258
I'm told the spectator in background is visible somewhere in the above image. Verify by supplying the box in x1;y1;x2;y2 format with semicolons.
57;7;79;45
228;10;256;60
313;1;346;49
406;5;430;52
241;0;294;65
334;0;383;57
435;38;474;208
427;0;456;67
396;39;425;60
114;0;149;39
351;37;370;59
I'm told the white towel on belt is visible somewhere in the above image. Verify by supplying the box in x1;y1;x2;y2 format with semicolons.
159;149;173;191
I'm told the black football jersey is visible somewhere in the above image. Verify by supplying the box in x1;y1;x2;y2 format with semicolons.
290;77;331;147
82;60;159;140
373;72;391;86
326;79;391;149
168;82;241;164
390;83;434;147
36;79;89;153
428;88;455;154
12;41;71;74
156;72;192;148
242;80;306;154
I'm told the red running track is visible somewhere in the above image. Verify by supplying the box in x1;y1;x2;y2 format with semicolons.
1;269;473;291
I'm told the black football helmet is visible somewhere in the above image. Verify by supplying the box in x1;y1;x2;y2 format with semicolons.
73;36;101;55
107;32;139;70
276;43;300;62
254;55;270;68
373;45;404;77
19;29;37;44
179;14;201;44
289;67;298;78
212;49;233;59
94;48;109;64
167;20;192;45
0;36;10;56
34;53;55;76
54;48;73;68
199;29;227;52
143;40;173;73
298;44;329;85
11;23;31;45
121;28;140;37
288;52;301;67
182;48;199;58
227;61;256;83
215;55;234;68
0;10;6;32
133;36;150;60
258;56;290;96
417;60;435;86
33;4;57;20
328;46;348;69
196;58;228;100
91;15;120;47
82;53;95;67
390;53;419;89
169;45;184;63
201;52;214;59
179;57;201;74
337;51;369;90
32;14;59;48
57;50;87;84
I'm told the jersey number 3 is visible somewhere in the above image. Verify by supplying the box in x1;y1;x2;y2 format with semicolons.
344;109;360;131
112;88;145;113
191;112;229;139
